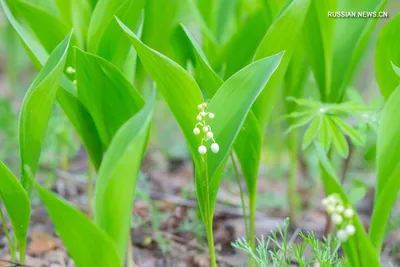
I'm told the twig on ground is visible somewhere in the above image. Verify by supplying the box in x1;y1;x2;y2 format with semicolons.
0;258;31;267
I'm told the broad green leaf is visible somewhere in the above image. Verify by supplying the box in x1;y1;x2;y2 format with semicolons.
96;0;145;68
16;1;78;66
54;0;92;48
19;32;72;193
179;24;222;96
370;85;400;251
252;0;311;132
221;10;269;78
207;53;283;191
331;116;365;146
328;117;348;158
375;13;400;99
0;160;30;261
332;0;389;102
95;93;153;263
1;0;103;169
215;0;238;44
75;49;144;147
118;18;204;167
375;85;400;197
303;0;336;100
315;144;380;267
302;116;320;150
87;0;124;53
31;177;121;267
284;44;310;113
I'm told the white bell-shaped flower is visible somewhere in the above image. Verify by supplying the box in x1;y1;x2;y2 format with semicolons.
198;145;207;154
211;143;219;153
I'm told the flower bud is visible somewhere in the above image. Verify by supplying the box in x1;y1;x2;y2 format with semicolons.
209;113;215;119
203;126;209;133
196;115;202;121
193;128;200;135
206;132;214;139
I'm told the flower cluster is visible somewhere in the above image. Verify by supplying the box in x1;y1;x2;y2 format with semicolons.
322;194;355;242
193;102;219;155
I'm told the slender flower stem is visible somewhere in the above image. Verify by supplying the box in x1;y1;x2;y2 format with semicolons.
203;154;217;267
288;131;299;226
0;206;16;261
248;190;257;267
230;153;249;238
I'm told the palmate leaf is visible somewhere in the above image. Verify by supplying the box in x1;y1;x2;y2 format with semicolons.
0;161;30;262
1;0;103;169
75;49;144;147
315;144;380;267
30;175;120;267
94;92;153;263
370;85;400;252
375;13;400;99
19;32;72;193
118;18;282;222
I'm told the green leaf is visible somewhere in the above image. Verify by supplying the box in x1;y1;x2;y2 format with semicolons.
319;115;332;152
302;116;321;150
303;0;336;101
206;53;284;197
96;0;145;68
87;0;124;53
16;1;78;66
331;116;365;146
75;49;144;147
178;24;222;97
94;93;153;263
284;112;315;135
221;10;268;78
19;32;72;193
53;0;92;48
0;160;30;261
118;18;204;167
1;0;104;169
315;143;380;267
327;117;348;158
370;85;400;252
375;13;400;99
332;0;389;102
252;0;311;132
31;175;121;267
